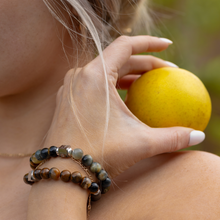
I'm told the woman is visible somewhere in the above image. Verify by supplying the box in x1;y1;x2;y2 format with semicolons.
0;0;220;219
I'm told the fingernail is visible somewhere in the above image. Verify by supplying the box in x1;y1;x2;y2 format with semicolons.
189;131;205;146
165;61;179;68
159;38;173;44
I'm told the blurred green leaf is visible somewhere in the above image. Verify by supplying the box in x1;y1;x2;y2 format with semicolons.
186;0;220;33
118;90;127;101
200;56;220;95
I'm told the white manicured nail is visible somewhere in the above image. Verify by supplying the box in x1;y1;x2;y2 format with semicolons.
189;131;205;146
159;38;173;44
165;61;179;68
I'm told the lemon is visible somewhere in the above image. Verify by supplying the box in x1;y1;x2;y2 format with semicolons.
126;67;212;131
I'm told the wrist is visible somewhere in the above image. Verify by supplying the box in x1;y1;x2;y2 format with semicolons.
27;158;89;220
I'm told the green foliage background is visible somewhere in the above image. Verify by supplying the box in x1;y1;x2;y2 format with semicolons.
118;0;220;155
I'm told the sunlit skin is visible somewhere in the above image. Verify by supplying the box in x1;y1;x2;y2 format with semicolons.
0;1;220;220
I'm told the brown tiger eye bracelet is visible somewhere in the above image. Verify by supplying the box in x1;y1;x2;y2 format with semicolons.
23;167;100;194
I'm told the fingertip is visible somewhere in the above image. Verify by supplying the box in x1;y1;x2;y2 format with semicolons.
159;38;173;44
164;61;179;68
189;130;205;146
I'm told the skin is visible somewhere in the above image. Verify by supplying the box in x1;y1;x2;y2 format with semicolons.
0;1;220;220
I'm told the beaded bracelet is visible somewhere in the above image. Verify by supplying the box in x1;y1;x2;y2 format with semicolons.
28;145;111;197
23;167;100;195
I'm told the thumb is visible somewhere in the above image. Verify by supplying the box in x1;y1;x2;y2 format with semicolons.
147;127;205;157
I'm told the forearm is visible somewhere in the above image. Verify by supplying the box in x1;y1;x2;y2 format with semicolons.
27;158;89;220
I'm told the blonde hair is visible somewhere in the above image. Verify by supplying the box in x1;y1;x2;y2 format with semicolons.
43;0;151;156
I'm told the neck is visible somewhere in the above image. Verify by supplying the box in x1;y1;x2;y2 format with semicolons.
0;77;62;155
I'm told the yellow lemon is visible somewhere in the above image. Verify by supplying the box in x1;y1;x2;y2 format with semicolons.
126;67;212;131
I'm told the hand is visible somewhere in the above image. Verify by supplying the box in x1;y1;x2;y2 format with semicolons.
45;35;203;178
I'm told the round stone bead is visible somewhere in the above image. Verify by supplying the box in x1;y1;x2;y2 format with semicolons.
72;148;83;160
40;148;50;160
101;186;110;194
58;145;70;158
30;163;36;170
23;173;34;185
91;189;101;201
49;167;60;180
82;155;93;167
60;170;71;182
101;177;111;188
49;146;58;157
35;150;43;161
40;168;50;179
90;162;102;173
71;172;82;184
30;153;41;164
88;182;99;194
80;177;92;189
30;159;37;169
97;170;108;181
34;169;42;180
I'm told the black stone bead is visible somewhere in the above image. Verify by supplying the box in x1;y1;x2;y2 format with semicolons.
35;150;43;161
49;146;58;157
23;173;34;185
89;182;99;194
91;190;101;201
101;186;110;194
40;148;50;159
82;155;93;167
34;169;42;180
101;177;111;188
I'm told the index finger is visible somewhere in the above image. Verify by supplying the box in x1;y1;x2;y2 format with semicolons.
90;35;172;74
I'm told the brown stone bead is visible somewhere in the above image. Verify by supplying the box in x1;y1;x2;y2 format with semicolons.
40;168;50;179
49;167;60;180
60;170;71;182
80;177;92;189
34;169;42;180
71;171;82;184
23;173;34;185
30;163;37;170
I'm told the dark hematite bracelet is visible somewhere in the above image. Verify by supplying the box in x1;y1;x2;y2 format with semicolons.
28;145;111;197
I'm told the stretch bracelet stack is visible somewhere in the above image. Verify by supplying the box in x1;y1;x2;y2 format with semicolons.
25;145;111;200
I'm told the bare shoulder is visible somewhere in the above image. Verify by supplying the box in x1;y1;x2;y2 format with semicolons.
90;151;220;220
